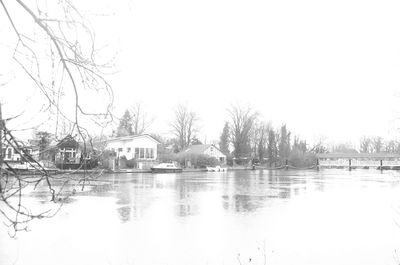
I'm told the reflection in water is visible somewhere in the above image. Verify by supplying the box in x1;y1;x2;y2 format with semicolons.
109;170;331;219
2;169;400;265
222;194;268;212
117;206;131;222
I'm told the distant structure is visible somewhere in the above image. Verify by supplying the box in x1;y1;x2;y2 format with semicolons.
178;144;226;164
54;135;98;170
1;142;36;163
317;152;400;169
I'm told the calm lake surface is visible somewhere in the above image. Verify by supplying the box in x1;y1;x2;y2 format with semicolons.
2;169;400;265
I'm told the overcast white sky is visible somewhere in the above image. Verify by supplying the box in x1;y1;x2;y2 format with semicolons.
2;0;400;146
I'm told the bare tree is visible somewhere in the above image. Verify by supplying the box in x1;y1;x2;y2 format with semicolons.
385;139;398;153
372;136;384;153
130;102;154;135
170;104;199;151
310;136;328;154
227;104;258;159
1;0;114;135
359;136;371;153
0;0;114;235
253;122;269;163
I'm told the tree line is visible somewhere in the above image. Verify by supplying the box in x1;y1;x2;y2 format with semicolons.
220;104;314;166
114;103;317;167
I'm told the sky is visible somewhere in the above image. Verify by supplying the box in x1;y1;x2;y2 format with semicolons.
2;0;400;147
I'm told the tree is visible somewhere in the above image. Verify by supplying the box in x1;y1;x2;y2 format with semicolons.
331;142;358;153
359;136;371;153
170;104;199;151
253;122;269;163
310;136;328;154
227;104;258;159
130;102;154;135
116;110;133;137
0;1;113;235
219;122;230;155
278;124;291;161
292;135;307;153
267;128;278;166
33;130;53;160
1;1;113;133
371;136;383;153
191;137;203;145
385;139;398;153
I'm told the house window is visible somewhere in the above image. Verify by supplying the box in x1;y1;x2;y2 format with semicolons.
150;148;154;159
118;148;123;152
135;148;139;158
145;148;150;159
127;147;131;153
111;148;115;152
139;148;145;159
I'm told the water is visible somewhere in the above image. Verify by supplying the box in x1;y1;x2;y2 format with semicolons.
2;169;400;265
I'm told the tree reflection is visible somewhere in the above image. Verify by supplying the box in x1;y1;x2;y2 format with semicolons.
109;170;326;222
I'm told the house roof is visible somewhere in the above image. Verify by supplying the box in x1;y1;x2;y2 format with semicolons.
317;152;400;159
178;144;225;156
105;134;161;144
56;135;79;148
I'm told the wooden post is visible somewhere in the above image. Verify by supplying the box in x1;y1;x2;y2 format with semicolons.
285;159;288;170
380;159;383;171
316;158;319;171
349;159;352;171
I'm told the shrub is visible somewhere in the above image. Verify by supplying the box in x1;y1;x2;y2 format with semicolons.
126;158;137;168
233;157;251;166
119;155;127;168
226;155;234;166
288;151;317;168
99;150;116;169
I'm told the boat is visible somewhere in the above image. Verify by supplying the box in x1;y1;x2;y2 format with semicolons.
151;162;183;173
206;165;227;172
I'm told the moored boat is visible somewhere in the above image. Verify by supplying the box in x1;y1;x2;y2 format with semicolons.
151;162;183;173
206;165;227;172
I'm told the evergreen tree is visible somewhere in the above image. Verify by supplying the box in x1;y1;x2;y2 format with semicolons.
256;123;268;163
116;110;133;137
219;122;230;155
267;129;278;166
278;124;291;161
34;131;52;160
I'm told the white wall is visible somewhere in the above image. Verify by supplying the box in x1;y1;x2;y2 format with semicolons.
106;136;158;160
2;147;20;161
204;145;226;162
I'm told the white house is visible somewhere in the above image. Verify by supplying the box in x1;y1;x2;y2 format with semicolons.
1;143;37;163
105;134;160;169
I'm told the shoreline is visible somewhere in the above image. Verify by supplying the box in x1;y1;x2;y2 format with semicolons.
6;166;399;175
